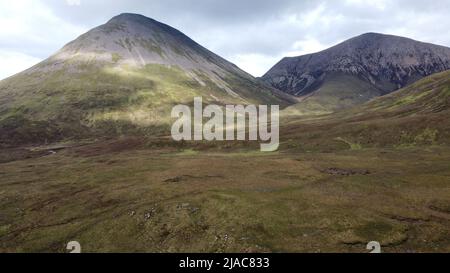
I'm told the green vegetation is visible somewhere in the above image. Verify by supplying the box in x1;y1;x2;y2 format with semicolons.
334;137;363;150
111;53;122;63
281;70;450;151
0;55;292;147
0;141;449;252
1;31;450;253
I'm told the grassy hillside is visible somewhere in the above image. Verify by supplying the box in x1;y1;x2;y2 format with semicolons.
281;70;450;151
0;68;449;254
0;62;290;147
357;70;450;115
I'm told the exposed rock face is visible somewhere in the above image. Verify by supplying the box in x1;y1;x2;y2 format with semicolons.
262;33;450;96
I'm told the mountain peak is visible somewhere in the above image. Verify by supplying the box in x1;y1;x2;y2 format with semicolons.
357;32;389;38
262;33;450;113
333;32;422;51
110;12;150;20
104;13;184;38
350;32;399;42
107;13;161;26
52;13;210;70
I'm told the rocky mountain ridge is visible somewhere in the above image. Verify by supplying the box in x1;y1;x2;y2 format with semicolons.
262;33;450;97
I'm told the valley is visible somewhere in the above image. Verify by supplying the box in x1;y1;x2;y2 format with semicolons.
0;139;449;253
0;13;449;253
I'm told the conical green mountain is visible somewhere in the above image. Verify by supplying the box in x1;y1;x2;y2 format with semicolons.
0;13;292;145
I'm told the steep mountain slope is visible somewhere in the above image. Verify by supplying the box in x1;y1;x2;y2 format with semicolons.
281;70;450;151
0;13;292;146
263;33;450;114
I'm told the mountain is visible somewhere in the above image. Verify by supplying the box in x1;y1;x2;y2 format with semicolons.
0;13;292;146
263;33;450;114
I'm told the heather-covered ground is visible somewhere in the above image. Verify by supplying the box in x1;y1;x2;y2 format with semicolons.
1;139;449;253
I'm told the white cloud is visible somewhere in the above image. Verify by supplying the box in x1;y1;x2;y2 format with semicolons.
0;0;87;79
288;39;332;57
66;0;81;6
0;50;41;79
229;53;283;77
345;0;388;10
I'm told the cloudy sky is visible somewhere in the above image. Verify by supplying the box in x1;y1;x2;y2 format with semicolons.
1;0;450;79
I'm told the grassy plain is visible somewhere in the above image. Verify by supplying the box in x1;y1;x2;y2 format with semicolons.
0;138;449;253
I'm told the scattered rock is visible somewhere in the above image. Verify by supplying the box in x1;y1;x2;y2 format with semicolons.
164;175;224;183
190;207;199;214
164;176;183;183
387;214;427;223
176;203;191;210
144;207;157;220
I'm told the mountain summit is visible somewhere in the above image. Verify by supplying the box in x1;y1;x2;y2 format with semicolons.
0;13;290;145
50;13;253;96
262;33;450;114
